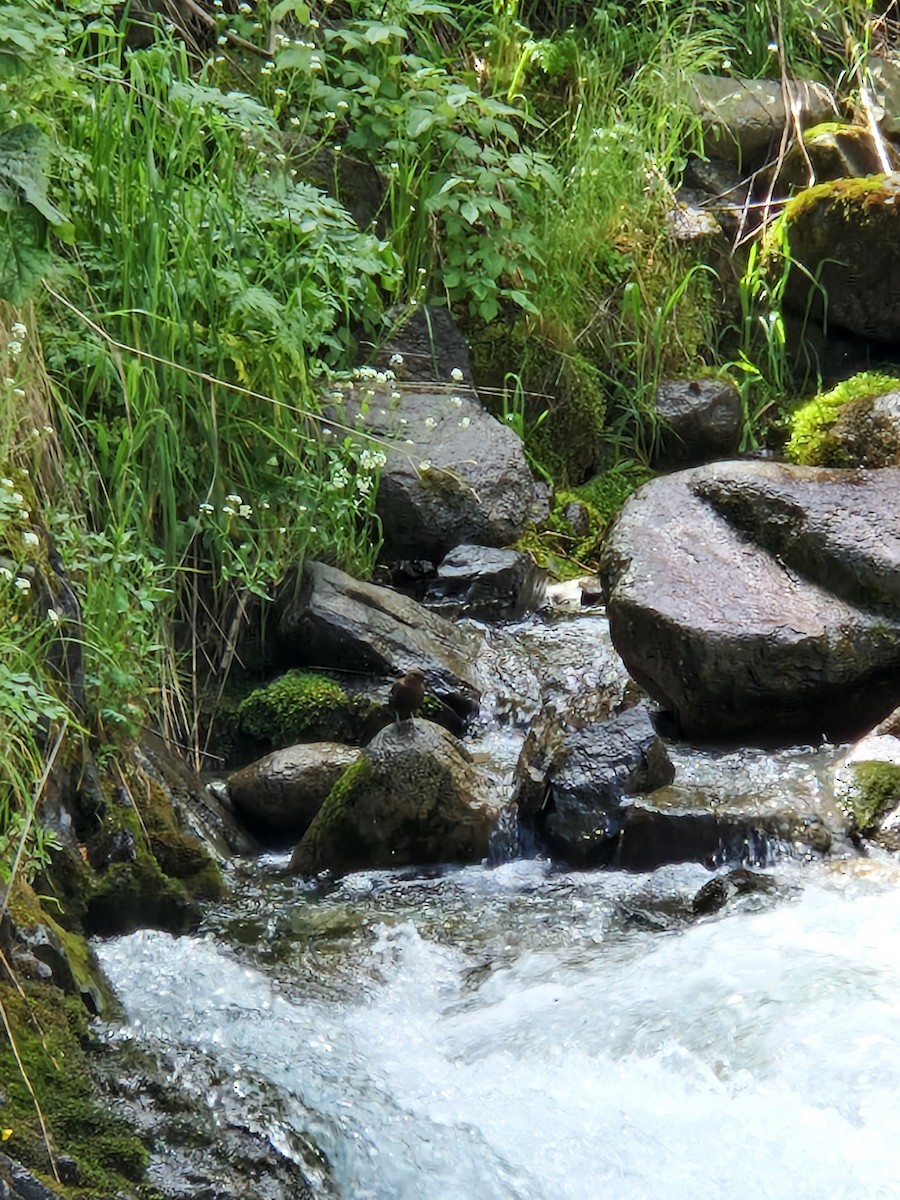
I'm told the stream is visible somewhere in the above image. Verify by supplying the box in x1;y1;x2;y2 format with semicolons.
93;604;900;1199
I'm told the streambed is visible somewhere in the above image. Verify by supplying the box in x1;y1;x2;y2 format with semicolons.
93;606;900;1198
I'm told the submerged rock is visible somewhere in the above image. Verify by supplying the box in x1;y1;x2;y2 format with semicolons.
289;721;497;877
276;559;481;723
602;461;900;740
228;743;360;845
514;705;675;864
691;866;782;916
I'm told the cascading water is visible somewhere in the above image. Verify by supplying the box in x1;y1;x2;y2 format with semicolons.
93;606;900;1199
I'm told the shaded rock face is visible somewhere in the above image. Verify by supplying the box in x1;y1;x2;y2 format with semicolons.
277;560;481;722
290;721;497;877
652;378;744;468
602;461;900;741
424;544;547;620
374;304;474;386
689;75;836;166
338;384;548;560
771;174;900;343
227;743;360;846
514;706;675;864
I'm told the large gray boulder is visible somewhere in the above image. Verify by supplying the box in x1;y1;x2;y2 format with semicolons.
602;461;900;740
329;383;548;560
514;705;675;863
689;74;835;166
227;743;360;844
289;721;497;876
276;560;481;722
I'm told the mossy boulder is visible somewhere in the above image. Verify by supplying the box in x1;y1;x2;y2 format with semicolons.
289;721;498;877
785;371;900;467
765;124;898;196
765;174;900;341
237;670;367;749
0;981;148;1198
834;730;900;844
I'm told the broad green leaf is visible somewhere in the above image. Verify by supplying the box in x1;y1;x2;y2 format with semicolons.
0;125;65;225
407;107;437;138
0;205;49;303
363;21;406;43
271;0;310;21
460;200;479;224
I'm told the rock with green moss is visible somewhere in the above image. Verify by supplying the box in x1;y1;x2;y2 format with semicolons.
764;174;900;341
237;670;362;749
765;124;898;196
289;721;498;877
517;462;650;579
834;731;900;843
785;372;900;467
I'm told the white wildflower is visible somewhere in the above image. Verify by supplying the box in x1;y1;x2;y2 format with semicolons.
222;504;236;516
14;576;30;592
10;322;26;339
199;502;215;514
450;395;463;407
389;353;404;366
419;459;432;471
239;503;253;517
226;493;242;504
450;367;464;382
22;530;39;547
424;416;437;429
459;417;471;428
47;608;60;625
7;341;22;357
356;476;373;495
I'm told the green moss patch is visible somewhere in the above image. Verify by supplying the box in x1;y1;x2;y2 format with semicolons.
237;670;367;748
784;371;900;465
517;461;650;578
0;983;148;1197
846;761;900;834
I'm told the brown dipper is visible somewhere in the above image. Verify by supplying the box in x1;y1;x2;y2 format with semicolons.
389;667;426;722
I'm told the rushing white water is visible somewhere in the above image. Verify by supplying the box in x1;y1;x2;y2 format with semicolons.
96;858;900;1200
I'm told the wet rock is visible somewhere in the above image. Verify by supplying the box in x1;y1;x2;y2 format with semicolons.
276;560;482;722
602;461;900;740
0;1155;66;1200
227;743;360;845
691;867;781;915
768;174;900;343
290;721;498;877
689;75;836;166
834;729;900;845
514;705;675;864
652;378;744;468
424;545;547;620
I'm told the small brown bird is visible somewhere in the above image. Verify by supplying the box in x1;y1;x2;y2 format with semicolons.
389;667;427;723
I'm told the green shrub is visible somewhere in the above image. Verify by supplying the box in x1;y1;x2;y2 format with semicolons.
237;670;352;747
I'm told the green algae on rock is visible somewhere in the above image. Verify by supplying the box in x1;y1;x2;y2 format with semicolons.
237;670;364;750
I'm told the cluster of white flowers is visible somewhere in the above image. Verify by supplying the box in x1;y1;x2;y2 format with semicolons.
359;448;387;471
199;494;252;519
353;365;396;385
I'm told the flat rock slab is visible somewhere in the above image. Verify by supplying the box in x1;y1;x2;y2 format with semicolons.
602;461;900;740
277;560;481;721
